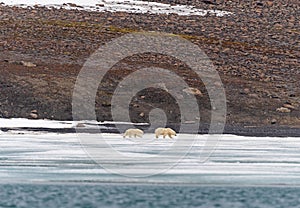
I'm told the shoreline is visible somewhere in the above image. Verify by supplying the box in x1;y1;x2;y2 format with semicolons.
0;118;299;137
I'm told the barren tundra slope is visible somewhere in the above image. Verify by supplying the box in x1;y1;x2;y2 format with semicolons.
0;0;299;132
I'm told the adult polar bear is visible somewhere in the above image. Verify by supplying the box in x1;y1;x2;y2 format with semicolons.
123;128;144;138
155;128;177;139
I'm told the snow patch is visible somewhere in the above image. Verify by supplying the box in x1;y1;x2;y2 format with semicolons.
0;118;147;129
1;0;232;16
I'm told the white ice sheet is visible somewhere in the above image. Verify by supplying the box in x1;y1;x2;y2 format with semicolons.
0;129;300;185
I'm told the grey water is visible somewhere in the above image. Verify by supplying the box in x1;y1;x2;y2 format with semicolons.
1;183;300;208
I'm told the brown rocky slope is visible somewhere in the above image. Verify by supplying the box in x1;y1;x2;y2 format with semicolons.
0;1;299;134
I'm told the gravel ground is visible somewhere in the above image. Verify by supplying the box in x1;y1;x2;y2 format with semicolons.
0;1;299;135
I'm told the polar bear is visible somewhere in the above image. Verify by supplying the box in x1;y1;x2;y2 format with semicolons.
123;128;144;138
155;127;177;139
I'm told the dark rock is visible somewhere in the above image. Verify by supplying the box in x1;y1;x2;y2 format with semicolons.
271;119;277;124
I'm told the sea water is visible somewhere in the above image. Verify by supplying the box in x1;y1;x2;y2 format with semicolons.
1;184;300;208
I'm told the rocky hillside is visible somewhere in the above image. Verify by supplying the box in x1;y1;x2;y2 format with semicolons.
0;0;299;130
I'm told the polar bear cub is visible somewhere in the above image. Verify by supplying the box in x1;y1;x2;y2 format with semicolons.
155;128;177;139
123;128;144;138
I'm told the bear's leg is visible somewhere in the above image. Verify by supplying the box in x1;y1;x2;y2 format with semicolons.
168;133;173;139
